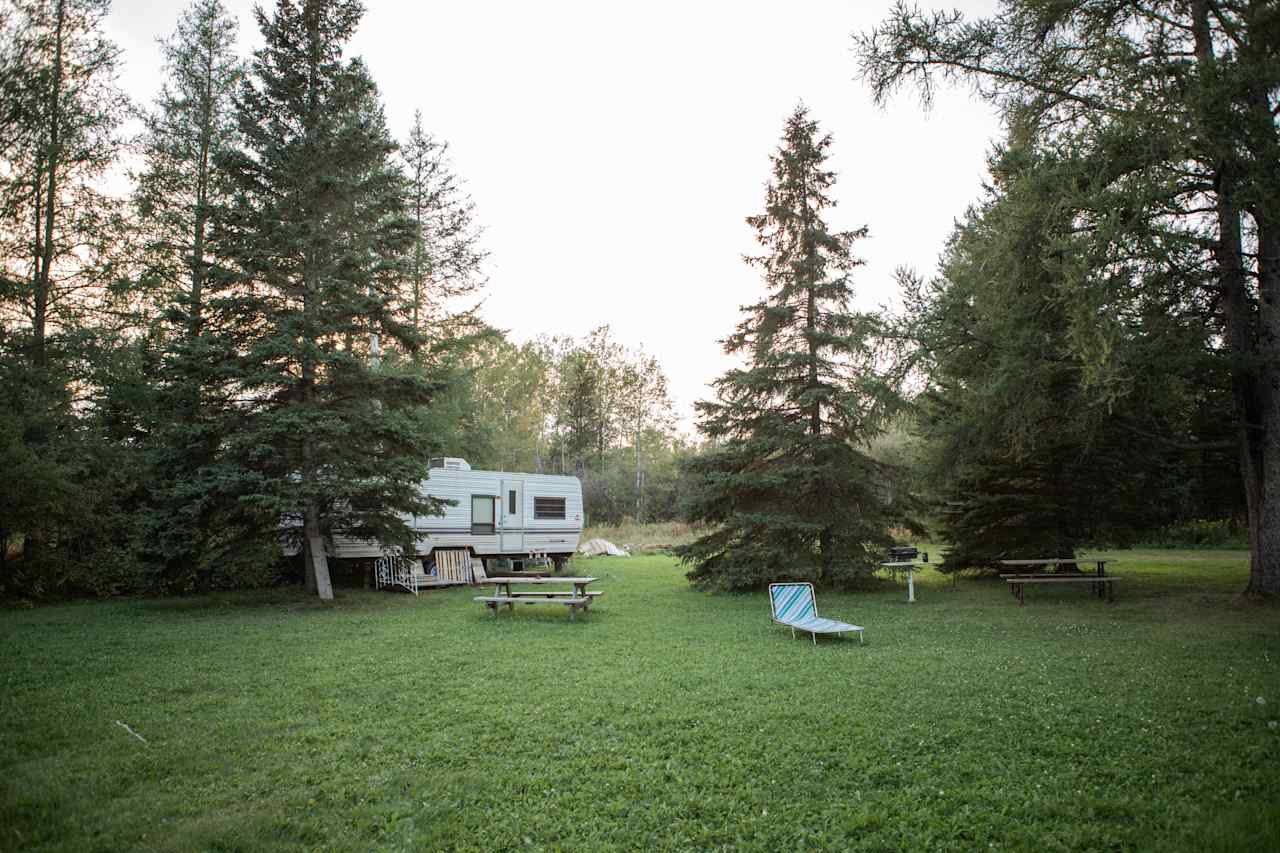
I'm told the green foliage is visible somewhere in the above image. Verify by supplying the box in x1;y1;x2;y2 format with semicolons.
131;0;242;319
578;433;694;526
677;106;911;590
2;551;1277;849
905;139;1203;571
856;0;1280;593
213;0;449;574
0;342;149;599
461;327;685;525
123;0;259;593
1;0;703;600
1139;518;1249;550
0;0;136;596
398;108;486;334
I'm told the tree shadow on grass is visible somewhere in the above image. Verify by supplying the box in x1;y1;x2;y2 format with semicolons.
134;585;454;616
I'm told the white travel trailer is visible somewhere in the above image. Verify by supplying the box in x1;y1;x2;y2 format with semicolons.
330;457;583;570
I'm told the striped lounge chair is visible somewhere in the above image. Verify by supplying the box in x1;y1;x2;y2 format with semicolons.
769;582;864;645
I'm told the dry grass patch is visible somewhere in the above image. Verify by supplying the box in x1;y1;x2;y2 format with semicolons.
581;520;701;553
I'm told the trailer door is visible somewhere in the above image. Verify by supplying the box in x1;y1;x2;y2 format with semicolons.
501;479;524;553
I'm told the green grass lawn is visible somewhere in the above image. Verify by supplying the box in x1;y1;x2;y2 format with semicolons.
3;550;1279;851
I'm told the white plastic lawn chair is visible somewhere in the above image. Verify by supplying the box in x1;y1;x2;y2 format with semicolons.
768;583;864;645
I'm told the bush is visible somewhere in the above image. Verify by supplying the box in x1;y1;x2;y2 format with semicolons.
1139;518;1248;549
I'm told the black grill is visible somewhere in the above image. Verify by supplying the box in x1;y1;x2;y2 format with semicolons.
888;546;928;562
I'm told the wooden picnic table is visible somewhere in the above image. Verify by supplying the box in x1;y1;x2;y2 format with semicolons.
475;576;601;620
998;559;1118;605
999;557;1112;575
879;561;926;603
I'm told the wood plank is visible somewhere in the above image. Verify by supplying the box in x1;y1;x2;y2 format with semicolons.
998;573;1102;579
435;549;473;583
473;596;590;605
1000;559;1111;566
1004;577;1119;584
486;576;597;584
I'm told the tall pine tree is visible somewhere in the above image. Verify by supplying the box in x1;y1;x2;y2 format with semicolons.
398;110;485;337
215;0;443;599
906;137;1201;571
675;106;910;591
856;0;1280;597
131;0;251;590
0;0;129;584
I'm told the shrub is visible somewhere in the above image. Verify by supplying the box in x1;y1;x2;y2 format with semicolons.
1139;518;1248;549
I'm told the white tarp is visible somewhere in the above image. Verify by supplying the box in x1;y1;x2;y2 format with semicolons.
577;538;630;557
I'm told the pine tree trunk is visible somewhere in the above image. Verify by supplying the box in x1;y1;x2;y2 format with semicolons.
33;0;67;370
22;533;41;570
20;1;67;572
1242;40;1280;596
1215;188;1266;593
634;409;643;522
302;502;332;599
302;508;318;594
188;36;215;345
1249;215;1280;596
1193;0;1277;597
295;13;334;602
299;318;333;599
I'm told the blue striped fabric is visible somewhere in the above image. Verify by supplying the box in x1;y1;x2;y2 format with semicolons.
770;583;816;622
769;583;863;634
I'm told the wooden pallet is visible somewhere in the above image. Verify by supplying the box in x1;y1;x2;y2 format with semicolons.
433;549;474;584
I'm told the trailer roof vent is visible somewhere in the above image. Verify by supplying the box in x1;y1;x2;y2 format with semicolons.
429;457;471;471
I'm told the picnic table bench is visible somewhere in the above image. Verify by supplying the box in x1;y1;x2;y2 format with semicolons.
999;559;1118;605
475;576;601;620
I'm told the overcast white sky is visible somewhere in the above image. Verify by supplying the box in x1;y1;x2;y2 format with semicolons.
105;0;1004;428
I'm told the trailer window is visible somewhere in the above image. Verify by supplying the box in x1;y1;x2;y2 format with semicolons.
533;497;566;520
471;495;495;534
508;490;517;515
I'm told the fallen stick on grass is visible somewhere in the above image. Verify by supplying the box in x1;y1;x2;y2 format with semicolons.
114;720;148;745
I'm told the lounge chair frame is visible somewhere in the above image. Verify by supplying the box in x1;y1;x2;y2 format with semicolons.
768;582;865;645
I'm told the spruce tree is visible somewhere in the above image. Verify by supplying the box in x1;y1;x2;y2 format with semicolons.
907;139;1198;571
215;0;443;598
134;0;241;339
398;110;485;337
131;0;249;590
675;106;909;591
0;0;124;368
856;0;1280;596
0;0;128;581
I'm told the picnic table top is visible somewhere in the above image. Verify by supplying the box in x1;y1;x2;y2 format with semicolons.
1004;575;1120;583
999;558;1113;566
486;576;597;585
475;594;591;604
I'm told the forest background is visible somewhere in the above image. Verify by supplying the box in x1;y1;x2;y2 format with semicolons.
1;0;1264;599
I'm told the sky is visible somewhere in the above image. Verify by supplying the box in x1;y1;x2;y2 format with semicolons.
104;0;1005;428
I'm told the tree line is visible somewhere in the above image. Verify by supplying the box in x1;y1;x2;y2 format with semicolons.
3;0;1275;601
677;1;1277;598
452;326;690;527
0;0;685;599
851;0;1278;598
